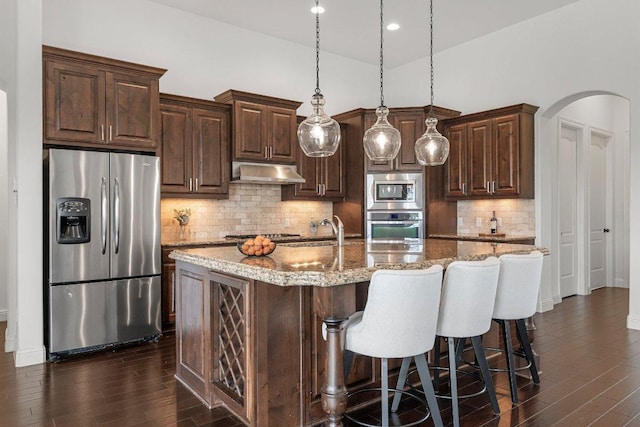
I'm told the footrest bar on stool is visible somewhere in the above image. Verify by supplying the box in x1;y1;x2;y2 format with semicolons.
459;346;533;373
402;367;488;400
344;388;431;427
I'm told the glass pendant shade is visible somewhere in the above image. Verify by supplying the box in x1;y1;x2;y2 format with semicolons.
415;116;449;166
363;106;401;161
298;93;341;157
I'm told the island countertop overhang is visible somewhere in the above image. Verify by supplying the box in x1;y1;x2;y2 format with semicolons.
169;239;549;287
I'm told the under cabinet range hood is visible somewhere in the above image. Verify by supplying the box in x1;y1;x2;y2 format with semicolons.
231;162;306;184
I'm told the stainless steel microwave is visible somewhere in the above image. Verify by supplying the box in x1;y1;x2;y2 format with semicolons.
366;173;424;211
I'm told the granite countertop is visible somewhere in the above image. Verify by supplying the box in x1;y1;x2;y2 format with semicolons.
429;233;536;242
170;238;548;287
162;232;361;247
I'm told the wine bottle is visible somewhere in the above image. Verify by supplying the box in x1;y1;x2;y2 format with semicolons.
490;211;497;234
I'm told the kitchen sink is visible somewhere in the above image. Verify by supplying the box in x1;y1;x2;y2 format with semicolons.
280;240;364;248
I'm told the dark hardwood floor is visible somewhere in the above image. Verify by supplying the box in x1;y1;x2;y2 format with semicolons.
2;287;640;426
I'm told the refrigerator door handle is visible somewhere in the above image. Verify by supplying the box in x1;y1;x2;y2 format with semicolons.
101;177;108;255
114;177;120;254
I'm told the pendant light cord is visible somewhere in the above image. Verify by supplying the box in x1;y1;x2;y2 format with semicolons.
315;0;321;95
429;0;434;117
379;0;385;107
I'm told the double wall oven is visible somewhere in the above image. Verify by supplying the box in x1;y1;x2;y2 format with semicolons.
366;172;424;239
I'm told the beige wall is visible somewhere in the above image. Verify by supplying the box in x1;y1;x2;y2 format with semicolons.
457;199;535;236
161;184;334;240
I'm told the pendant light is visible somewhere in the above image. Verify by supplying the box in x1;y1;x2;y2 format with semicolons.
363;0;401;162
414;0;450;166
298;0;341;157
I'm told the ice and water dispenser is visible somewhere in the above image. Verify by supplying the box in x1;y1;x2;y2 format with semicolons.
56;198;90;244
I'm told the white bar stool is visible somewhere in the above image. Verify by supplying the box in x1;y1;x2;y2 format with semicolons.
342;267;444;427
397;257;501;427
491;251;544;404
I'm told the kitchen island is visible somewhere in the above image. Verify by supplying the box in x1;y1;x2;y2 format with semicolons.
170;239;547;426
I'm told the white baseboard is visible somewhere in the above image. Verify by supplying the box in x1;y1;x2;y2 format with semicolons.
4;333;15;352
0;309;7;322
14;345;45;367
537;297;555;313
614;279;629;288
627;314;640;331
552;294;562;305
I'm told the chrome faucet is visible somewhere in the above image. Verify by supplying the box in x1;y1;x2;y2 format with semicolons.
320;215;345;247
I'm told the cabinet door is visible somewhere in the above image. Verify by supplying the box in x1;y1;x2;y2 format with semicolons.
393;112;424;171
233;101;268;161
492;114;520;196
44;60;106;144
322;127;346;199
466;119;492;196
162;263;176;328
292;151;322;198
106;71;159;149
192;108;229;195
268;106;297;164
160;104;192;194
444;123;467;198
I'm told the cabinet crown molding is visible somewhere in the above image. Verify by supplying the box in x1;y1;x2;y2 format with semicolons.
42;45;167;77
214;89;302;110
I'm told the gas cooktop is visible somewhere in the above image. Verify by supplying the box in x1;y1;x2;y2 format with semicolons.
224;233;301;239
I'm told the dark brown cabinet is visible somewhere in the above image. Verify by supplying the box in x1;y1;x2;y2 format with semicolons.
282;125;346;201
334;106;461;236
443;104;538;199
162;244;213;330
214;90;302;164
43;45;165;152
159;94;230;198
366;108;427;172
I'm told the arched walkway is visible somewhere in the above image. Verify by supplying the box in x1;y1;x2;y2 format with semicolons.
537;92;630;312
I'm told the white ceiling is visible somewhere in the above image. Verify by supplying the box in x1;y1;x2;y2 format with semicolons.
148;0;581;69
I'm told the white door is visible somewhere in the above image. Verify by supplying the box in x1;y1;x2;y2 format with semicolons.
589;133;610;289
559;125;579;298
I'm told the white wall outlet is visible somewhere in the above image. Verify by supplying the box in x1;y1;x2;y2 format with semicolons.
457;217;463;226
284;218;290;228
476;217;482;227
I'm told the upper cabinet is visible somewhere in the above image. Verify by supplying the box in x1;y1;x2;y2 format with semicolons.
214;90;302;164
282;124;346;201
43;45;166;152
159;94;230;198
366;108;427;172
443;103;539;199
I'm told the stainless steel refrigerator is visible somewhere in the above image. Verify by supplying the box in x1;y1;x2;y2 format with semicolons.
45;148;161;358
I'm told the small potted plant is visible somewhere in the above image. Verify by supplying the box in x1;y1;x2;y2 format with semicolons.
174;208;191;227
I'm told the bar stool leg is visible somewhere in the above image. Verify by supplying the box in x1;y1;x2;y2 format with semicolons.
515;318;540;383
344;350;354;381
433;337;442;392
501;320;519;404
470;336;500;414
391;357;411;412
415;353;444;427
447;338;460;427
381;357;389;427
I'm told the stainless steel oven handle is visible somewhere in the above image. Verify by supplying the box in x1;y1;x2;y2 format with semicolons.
114;177;120;254
369;221;421;225
101;177;107;254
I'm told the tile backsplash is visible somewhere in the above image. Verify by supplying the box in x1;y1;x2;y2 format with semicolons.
457;199;535;236
161;184;334;240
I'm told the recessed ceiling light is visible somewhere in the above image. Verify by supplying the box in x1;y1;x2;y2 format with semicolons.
387;23;400;31
311;5;325;14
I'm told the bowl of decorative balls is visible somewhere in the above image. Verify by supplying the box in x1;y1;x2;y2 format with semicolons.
237;235;276;257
